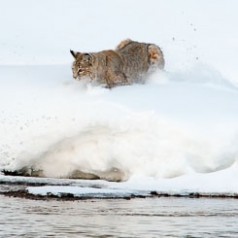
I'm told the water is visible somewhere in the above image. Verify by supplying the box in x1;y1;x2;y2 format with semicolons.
1;196;238;238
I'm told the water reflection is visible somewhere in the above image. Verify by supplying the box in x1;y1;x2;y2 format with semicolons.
1;196;238;237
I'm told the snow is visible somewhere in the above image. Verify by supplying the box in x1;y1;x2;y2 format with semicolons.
25;163;238;197
1;0;238;197
27;186;142;198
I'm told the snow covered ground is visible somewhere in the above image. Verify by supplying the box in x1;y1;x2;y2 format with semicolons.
0;0;238;197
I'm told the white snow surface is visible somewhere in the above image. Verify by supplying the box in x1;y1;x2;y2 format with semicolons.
1;0;238;196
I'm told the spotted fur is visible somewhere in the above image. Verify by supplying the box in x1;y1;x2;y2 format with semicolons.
70;39;164;88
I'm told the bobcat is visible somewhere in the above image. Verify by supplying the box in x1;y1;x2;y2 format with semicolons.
70;39;165;88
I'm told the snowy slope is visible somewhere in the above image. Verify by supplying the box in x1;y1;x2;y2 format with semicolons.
0;0;238;196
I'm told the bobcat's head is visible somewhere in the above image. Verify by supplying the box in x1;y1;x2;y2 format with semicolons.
70;50;93;80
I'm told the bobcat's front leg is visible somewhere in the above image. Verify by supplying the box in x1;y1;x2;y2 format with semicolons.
106;71;129;88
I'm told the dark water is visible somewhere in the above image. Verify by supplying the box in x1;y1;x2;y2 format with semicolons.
1;195;238;238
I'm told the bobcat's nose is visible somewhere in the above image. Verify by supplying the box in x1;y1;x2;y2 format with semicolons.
73;72;78;79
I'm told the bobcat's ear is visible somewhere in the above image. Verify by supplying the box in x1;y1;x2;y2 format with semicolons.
70;49;77;59
83;53;92;61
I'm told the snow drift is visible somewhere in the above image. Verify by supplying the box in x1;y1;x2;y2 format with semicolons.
1;65;238;183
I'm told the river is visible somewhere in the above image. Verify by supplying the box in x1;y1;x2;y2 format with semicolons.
1;195;238;237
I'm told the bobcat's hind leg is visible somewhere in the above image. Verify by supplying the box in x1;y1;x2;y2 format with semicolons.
148;44;165;69
106;71;129;88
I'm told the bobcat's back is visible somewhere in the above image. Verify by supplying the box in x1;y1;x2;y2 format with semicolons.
116;39;165;82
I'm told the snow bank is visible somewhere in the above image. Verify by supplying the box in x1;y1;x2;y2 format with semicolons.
1;65;238;182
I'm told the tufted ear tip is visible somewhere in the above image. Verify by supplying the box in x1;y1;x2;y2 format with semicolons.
70;49;77;59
